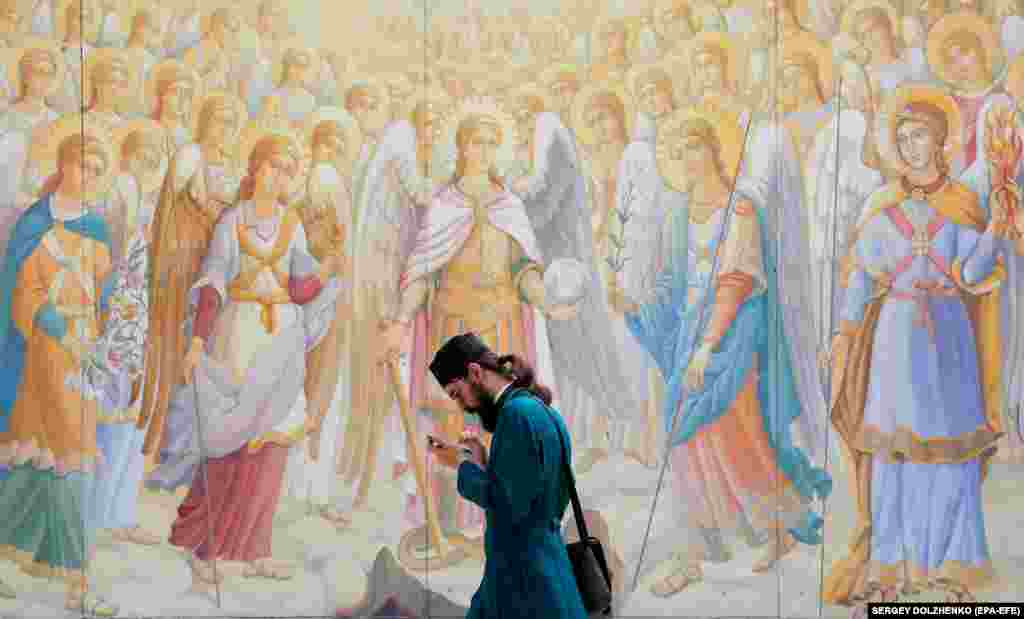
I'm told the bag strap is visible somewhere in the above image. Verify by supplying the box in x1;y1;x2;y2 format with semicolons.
531;395;590;542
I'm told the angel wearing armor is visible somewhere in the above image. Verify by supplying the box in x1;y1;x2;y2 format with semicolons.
823;85;1022;606
165;130;344;590
378;98;571;561
610;109;832;597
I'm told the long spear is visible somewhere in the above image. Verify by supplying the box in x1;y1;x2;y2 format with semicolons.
629;116;754;594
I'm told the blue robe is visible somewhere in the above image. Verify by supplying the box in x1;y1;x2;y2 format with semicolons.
624;204;831;545
457;388;587;619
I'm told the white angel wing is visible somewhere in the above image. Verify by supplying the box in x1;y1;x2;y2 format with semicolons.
737;121;829;463
614;138;667;305
0;128;31;257
517;112;640;421
351;120;425;322
805;109;883;353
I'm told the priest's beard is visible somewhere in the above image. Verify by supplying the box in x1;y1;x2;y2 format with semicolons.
464;380;500;434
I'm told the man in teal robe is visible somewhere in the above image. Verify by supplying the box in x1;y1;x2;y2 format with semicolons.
428;333;588;619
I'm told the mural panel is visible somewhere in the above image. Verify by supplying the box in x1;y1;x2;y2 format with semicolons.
0;0;1021;617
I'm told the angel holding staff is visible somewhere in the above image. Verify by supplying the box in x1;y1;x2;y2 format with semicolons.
823;85;1024;607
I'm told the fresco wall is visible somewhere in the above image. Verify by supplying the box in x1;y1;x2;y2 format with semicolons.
0;0;1022;616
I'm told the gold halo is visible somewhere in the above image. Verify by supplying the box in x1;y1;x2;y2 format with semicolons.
926;13;1003;88
236;125;302;171
627;58;688;104
877;83;963;174
655;107;745;194
684;32;740;90
570;82;634;148
303;106;362;172
780;36;835;101
82;47;143;113
144;59;201;118
111;118;166;194
54;0;101;43
839;0;902;44
190;89;246;146
441;96;518;170
32;113;116;200
5;37;66;100
270;41;320;88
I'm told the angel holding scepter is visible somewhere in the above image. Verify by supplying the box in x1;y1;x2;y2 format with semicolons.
823;85;1024;608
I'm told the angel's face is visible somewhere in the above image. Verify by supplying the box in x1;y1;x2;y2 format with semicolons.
352;90;389;135
25;58;57;98
944;39;987;85
601;25;626;56
128;139;164;177
639;81;673;117
317;128;344;162
415;109;439;147
854;14;892;57
657;6;690;40
160;79;193;117
678;134;712;179
203;107;238;146
256;149;300;199
896;119;939;170
693;52;726;94
586;104;620;143
462;125;501;173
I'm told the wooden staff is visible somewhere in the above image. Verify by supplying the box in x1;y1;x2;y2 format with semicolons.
385;357;450;559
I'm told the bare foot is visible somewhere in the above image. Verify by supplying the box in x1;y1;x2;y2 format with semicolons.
65;587;119;617
650;558;702;598
112;526;161;546
752;532;797;572
243;559;294;580
187;555;223;588
319;507;353;528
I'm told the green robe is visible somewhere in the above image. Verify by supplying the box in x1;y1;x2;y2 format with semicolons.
457;388;587;619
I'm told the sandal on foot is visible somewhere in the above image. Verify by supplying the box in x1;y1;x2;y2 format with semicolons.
66;591;119;617
112;526;161;546
187;555;223;585
752;534;797;572
320;508;353;528
650;562;702;598
243;561;294;580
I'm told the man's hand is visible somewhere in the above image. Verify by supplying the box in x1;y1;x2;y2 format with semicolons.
459;434;488;468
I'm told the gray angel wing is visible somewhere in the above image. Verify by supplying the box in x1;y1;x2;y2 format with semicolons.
517;112;640;421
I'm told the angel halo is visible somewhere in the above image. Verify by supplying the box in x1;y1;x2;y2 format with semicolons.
436;96;518;181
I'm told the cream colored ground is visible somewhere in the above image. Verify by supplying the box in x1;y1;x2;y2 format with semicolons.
0;456;1020;618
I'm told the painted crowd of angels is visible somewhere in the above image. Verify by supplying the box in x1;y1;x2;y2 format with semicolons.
0;0;1022;616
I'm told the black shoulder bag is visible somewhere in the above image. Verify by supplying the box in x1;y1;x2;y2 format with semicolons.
539;401;613;615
